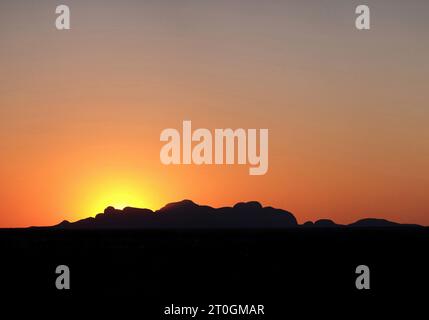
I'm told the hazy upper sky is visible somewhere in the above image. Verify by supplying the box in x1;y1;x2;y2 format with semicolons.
1;0;428;227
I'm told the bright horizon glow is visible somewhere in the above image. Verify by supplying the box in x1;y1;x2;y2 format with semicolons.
72;172;160;219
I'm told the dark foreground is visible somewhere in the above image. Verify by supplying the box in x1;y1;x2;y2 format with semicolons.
0;228;427;316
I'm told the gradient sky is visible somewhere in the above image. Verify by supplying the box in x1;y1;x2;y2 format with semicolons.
1;0;428;227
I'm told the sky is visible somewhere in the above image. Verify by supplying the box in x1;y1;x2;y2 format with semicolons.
1;0;428;227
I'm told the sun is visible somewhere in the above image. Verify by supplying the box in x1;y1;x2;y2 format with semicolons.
74;173;158;217
90;186;147;213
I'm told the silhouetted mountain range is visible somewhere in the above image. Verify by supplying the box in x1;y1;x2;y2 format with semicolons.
51;200;423;229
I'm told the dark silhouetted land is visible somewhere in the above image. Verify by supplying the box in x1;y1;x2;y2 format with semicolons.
0;200;427;315
48;200;423;229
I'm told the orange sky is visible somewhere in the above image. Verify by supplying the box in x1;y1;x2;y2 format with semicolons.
1;0;428;227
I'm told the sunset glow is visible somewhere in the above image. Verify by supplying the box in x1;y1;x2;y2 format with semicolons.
80;177;156;216
1;0;428;227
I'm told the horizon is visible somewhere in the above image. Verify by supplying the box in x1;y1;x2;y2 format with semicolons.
20;199;429;228
1;0;428;227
